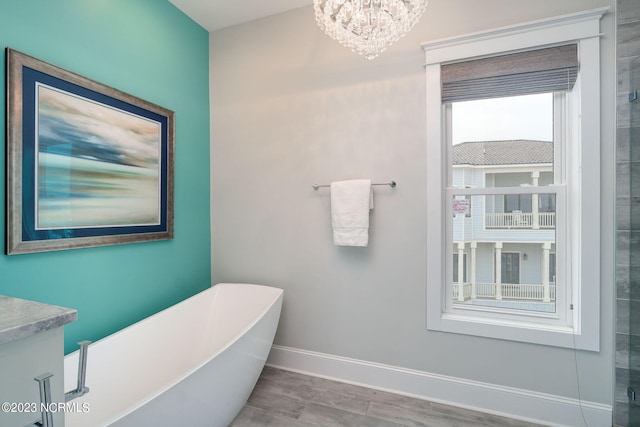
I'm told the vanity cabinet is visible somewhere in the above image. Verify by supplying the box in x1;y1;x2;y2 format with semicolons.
0;296;76;427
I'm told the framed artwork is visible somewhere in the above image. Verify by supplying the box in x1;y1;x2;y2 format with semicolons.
5;48;174;254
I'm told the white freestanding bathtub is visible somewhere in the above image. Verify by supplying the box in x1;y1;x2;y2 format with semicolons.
63;283;283;427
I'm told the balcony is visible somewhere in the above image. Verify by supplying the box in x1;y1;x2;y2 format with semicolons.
485;212;555;230
453;282;556;302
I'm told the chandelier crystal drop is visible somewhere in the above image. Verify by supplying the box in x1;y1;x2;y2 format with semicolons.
313;0;427;60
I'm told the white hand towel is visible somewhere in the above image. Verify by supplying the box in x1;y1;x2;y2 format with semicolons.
331;179;373;247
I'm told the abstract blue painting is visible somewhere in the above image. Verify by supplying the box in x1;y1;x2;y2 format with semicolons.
37;84;161;229
6;48;174;254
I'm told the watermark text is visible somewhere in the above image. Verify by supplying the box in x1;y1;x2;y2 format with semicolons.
2;401;90;414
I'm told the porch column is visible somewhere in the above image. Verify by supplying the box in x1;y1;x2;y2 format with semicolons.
495;242;503;300
470;241;477;299
457;242;465;302
542;242;551;302
531;171;540;230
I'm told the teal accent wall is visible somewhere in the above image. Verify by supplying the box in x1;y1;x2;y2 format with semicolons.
0;0;211;353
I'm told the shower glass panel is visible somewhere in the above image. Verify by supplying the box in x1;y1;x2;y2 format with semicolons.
630;56;640;425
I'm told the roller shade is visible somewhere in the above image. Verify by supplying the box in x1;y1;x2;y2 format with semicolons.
441;44;578;103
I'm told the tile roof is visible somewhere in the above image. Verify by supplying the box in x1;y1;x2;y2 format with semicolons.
452;140;553;166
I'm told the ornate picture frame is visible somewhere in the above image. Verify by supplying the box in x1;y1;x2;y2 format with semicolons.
6;48;174;254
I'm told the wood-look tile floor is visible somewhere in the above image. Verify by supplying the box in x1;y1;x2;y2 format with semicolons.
230;366;543;427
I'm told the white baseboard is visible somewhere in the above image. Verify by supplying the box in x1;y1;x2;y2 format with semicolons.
267;345;612;427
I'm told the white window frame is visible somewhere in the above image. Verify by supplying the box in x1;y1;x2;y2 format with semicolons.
423;8;606;351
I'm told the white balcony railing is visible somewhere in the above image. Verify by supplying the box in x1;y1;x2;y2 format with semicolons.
453;282;556;302
485;212;555;229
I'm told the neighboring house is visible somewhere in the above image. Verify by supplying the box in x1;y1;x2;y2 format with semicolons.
451;140;556;312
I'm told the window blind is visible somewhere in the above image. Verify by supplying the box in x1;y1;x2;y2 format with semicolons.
441;44;578;103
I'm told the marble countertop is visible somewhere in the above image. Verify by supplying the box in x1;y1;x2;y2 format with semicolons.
0;296;77;345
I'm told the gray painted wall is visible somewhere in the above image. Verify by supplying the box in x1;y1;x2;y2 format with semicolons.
210;0;615;408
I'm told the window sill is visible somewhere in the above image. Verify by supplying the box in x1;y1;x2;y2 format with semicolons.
429;311;597;351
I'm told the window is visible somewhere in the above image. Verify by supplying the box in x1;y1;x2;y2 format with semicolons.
453;252;467;283
449;94;559;315
505;195;532;213
500;253;520;285
539;194;556;213
423;9;605;350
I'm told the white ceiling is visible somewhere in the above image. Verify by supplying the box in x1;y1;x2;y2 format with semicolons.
168;0;313;32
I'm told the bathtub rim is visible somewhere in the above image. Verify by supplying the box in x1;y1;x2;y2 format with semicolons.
64;282;283;426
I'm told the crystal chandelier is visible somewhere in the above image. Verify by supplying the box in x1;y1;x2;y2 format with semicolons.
313;0;427;60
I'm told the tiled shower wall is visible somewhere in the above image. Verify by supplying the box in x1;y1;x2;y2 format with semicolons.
616;0;640;425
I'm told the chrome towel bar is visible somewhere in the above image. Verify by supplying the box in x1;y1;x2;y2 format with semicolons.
312;181;396;191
